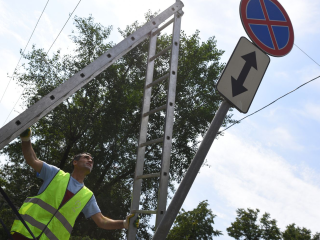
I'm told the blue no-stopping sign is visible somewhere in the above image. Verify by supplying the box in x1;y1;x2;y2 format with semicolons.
240;0;294;57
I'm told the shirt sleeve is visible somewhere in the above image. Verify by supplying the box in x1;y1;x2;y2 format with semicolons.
37;162;60;195
38;162;60;180
82;194;101;219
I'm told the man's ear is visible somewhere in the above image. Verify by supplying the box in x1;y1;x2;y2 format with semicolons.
73;160;78;167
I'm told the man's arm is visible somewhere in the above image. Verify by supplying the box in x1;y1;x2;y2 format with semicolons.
21;128;43;173
91;212;125;230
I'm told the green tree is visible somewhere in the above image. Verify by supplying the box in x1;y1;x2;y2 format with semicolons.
227;208;281;240
0;12;233;239
227;208;261;240
167;200;222;240
312;232;320;240
0;176;15;239
282;224;312;240
260;213;281;240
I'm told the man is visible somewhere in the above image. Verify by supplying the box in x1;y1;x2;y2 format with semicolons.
10;128;137;240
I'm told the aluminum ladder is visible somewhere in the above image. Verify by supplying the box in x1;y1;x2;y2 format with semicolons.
0;1;184;150
0;1;184;239
128;6;183;240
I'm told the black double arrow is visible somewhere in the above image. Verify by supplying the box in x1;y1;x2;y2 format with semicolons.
231;51;257;97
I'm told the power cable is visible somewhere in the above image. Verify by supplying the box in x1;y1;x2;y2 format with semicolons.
220;75;320;133
220;43;320;133
2;0;82;127
46;0;82;55
294;44;320;68
0;0;50;104
0;186;36;239
1;9;317;131
0;217;14;240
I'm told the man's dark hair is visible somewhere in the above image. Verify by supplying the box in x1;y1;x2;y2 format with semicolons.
73;152;92;161
71;153;93;169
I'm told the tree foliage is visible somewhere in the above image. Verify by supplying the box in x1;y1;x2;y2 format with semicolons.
167;200;222;240
312;232;320;240
227;208;281;240
0;12;232;239
260;213;282;240
282;224;312;240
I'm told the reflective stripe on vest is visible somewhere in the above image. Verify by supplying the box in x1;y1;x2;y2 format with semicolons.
20;214;59;240
24;198;73;234
11;170;93;240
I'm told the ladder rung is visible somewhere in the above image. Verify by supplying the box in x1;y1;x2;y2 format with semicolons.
132;210;157;214
152;18;175;37
146;73;170;89
140;137;163;147
136;173;161;180
143;105;166;117
149;45;172;62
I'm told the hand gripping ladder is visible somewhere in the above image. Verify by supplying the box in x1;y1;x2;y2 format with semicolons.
128;5;183;240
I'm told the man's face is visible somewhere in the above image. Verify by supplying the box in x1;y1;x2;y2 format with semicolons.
75;154;94;173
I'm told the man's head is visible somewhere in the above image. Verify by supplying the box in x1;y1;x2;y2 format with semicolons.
72;153;94;174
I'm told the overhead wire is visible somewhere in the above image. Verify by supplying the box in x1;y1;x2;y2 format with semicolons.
220;75;320;133
294;44;320;68
220;43;320;133
0;0;50;104
2;0;83;127
0;186;37;239
46;0;82;55
1;8;319;132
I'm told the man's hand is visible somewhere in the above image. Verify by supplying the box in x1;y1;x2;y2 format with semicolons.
123;214;139;229
20;128;32;141
20;127;43;173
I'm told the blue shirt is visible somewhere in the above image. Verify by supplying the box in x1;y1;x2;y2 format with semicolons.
37;162;101;218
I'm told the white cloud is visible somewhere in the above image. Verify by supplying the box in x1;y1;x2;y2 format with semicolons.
264;127;304;150
296;102;320;123
201;132;320;232
0;49;23;109
295;65;320;85
274;71;290;80
0;1;10;34
0;2;26;46
282;0;320;36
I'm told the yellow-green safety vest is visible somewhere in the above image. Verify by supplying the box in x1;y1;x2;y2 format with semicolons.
11;170;93;240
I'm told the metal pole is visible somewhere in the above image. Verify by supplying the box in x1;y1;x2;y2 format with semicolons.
152;99;231;240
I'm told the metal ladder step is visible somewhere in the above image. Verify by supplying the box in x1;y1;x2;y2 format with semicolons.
149;45;172;62
143;104;167;117
132;210;157;214
139;137;163;147
146;73;170;89
136;172;161;179
128;4;183;239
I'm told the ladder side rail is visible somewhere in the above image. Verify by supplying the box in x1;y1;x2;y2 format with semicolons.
127;28;158;240
155;11;183;228
0;1;184;150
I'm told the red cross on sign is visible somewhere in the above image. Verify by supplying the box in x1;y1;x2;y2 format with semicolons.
240;0;294;57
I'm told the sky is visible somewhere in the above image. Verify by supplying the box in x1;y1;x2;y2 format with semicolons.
0;0;320;239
